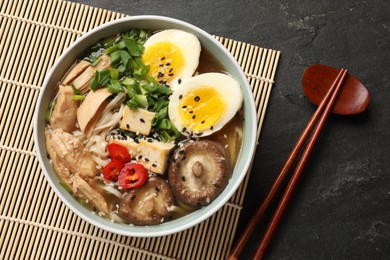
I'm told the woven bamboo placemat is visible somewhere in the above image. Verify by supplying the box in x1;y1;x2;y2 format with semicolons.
0;0;280;259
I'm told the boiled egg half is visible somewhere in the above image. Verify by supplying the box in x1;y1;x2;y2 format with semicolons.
168;73;243;137
142;29;201;90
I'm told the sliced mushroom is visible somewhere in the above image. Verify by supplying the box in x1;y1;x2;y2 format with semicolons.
49;85;79;132
77;88;112;137
168;140;231;206
118;176;175;225
62;60;90;85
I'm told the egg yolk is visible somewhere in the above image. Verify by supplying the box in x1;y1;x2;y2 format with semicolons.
179;87;225;131
142;42;184;84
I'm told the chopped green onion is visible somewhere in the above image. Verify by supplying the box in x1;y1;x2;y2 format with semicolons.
45;100;55;123
72;95;86;101
109;68;119;80
104;44;119;54
122;77;135;86
123;38;142;57
157;106;168;119
60;181;73;193
134;94;148;108
126;98;138;109
157;84;172;94
90;69;111;90
90;56;101;67
70;83;79;95
158;118;171;130
107;79;123;94
117;40;127;50
110;51;121;65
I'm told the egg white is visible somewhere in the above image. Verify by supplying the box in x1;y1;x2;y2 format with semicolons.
168;72;243;137
142;29;201;90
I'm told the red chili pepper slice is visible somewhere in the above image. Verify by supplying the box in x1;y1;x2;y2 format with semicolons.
118;163;149;189
102;159;125;181
108;143;131;163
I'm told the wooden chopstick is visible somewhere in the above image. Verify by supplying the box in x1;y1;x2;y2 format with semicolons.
227;68;348;260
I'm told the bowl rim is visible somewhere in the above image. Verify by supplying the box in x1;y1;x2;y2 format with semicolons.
33;15;257;237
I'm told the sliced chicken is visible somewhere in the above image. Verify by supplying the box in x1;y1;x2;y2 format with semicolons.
77;88;112;137
71;54;111;94
47;128;99;178
71;174;109;215
49;85;79;132
45;129;72;185
62;60;90;85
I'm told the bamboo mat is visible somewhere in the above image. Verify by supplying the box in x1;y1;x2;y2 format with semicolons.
0;0;280;259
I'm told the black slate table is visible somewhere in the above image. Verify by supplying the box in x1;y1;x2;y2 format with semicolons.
72;1;390;259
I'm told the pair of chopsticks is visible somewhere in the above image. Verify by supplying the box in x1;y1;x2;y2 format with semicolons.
228;68;348;260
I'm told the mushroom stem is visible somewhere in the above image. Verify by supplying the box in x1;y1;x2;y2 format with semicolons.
192;161;203;177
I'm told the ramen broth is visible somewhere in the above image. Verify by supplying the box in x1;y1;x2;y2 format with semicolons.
46;29;244;224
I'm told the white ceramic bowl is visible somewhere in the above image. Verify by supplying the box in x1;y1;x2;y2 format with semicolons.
34;15;257;237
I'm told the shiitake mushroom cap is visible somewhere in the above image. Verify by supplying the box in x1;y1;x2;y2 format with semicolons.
168;140;231;206
118;176;175;225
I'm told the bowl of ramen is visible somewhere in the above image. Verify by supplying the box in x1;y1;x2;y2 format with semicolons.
34;15;257;237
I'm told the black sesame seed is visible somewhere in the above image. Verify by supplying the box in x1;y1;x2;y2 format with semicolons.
178;79;182;84
140;118;145;123
182;127;187;132
192;115;196;119
194;96;200;102
182;105;187;109
181;176;186;181
138;155;143;159
155;187;160;192
169;68;173;72
189;111;193;114
179;94;183;99
214;183;221;188
126;123;130;129
130;194;136;201
152;163;157;167
210;126;214;130
201;120;205;124
166;62;171;66
196;132;203;136
161;57;165;60
158;72;164;78
145;158;150;162
179;150;185;155
168;73;174;76
159;64;164;67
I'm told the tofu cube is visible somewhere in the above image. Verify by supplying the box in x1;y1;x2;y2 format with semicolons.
111;139;175;174
120;106;156;136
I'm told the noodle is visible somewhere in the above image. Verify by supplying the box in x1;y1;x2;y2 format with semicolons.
85;92;126;167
